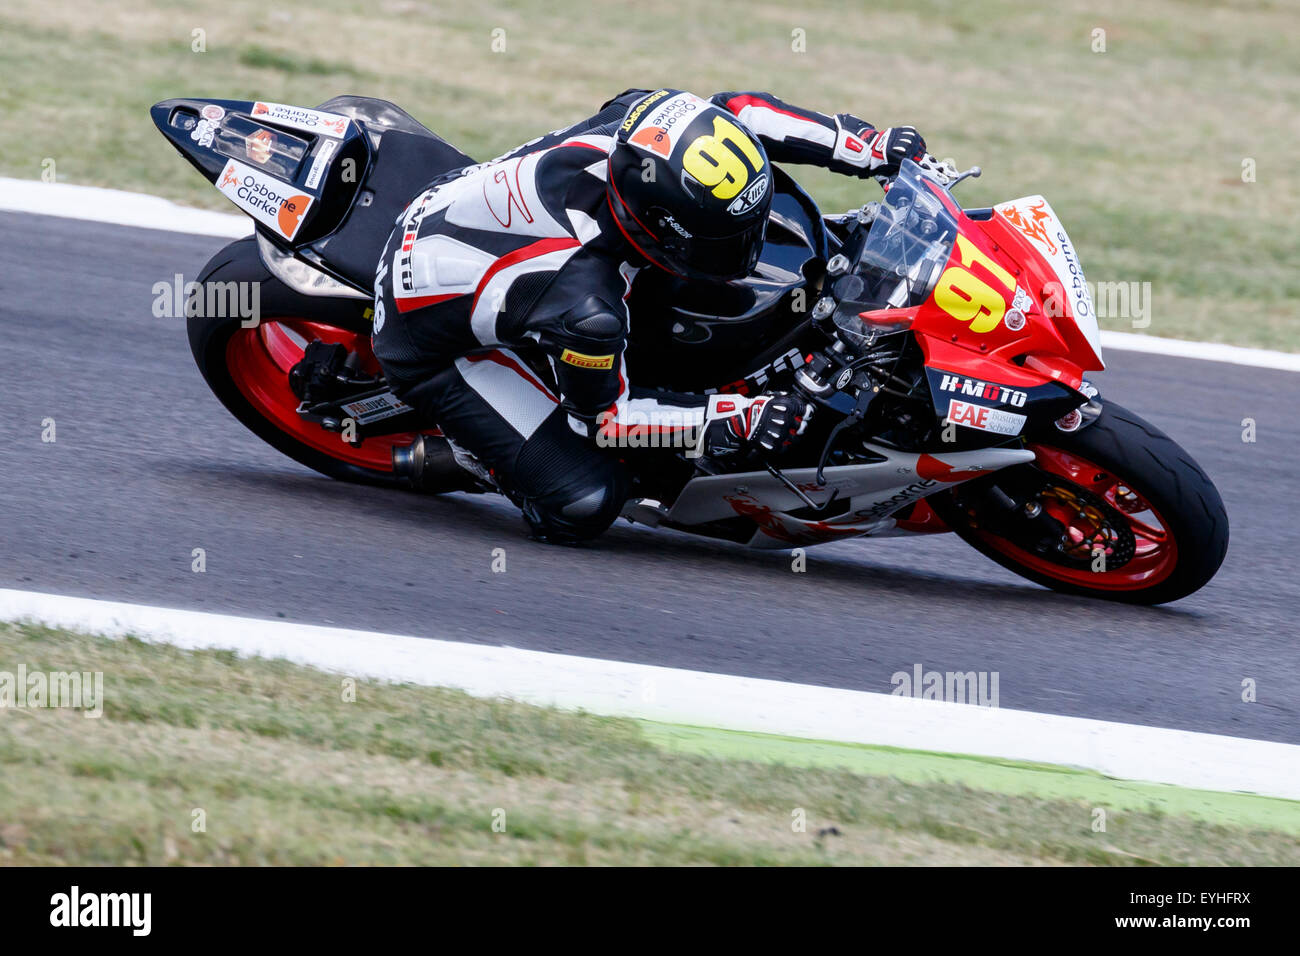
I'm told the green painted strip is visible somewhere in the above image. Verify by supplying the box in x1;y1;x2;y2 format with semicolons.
641;721;1300;835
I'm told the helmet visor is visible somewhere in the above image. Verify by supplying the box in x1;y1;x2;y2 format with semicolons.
658;220;766;281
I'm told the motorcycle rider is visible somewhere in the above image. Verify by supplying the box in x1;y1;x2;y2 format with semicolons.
372;88;931;543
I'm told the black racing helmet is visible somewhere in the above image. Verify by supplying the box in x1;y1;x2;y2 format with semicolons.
607;90;772;281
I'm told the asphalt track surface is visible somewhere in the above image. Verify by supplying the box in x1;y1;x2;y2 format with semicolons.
3;210;1297;744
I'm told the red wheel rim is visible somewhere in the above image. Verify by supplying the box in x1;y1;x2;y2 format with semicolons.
971;445;1179;591
225;317;414;472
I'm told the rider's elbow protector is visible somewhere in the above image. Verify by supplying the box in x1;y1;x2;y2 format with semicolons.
553;296;626;348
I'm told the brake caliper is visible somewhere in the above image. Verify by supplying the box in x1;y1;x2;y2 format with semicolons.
1036;484;1136;568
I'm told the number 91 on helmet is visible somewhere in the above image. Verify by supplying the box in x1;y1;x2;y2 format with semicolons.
607;89;773;282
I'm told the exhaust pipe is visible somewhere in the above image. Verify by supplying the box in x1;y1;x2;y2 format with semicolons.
392;435;483;494
391;434;429;486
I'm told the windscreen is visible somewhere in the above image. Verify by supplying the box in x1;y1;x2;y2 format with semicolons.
832;160;959;350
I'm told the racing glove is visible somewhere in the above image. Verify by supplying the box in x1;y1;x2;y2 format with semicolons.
696;393;813;458
866;126;928;182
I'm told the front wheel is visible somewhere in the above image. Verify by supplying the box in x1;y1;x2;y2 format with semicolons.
931;402;1229;605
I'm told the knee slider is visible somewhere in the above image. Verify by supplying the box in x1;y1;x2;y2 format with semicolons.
512;404;628;544
519;460;628;543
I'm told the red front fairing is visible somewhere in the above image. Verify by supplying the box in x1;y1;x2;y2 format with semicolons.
878;179;1101;394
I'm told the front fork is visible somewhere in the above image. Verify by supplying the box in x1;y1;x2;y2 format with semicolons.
952;389;1135;570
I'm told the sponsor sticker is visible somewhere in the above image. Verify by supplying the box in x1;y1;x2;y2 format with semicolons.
727;172;768;215
251;101;349;138
200;104;226;122
190;118;216;148
625;92;705;159
304;137;337;191
394;188;436;296
659;213;692;238
216;158;314;240
341;392;411;424
560;348;615;370
1000;198;1057;253
936;372;1028;407
994;195;1102;361
1055;408;1083;432
946;399;1026;436
704;347;805;395
630;125;673;157
620;89;673;133
856;478;940;520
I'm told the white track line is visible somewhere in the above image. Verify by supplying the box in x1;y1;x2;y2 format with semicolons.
1100;330;1300;373
0;177;250;238
2;176;1294;372
3;588;1297;801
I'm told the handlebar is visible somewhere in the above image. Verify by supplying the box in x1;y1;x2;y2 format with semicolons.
913;155;980;190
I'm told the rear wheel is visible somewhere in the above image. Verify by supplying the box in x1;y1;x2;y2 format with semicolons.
188;237;414;486
932;401;1228;604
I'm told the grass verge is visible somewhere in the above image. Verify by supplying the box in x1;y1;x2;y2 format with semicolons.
2;621;1297;865
1;0;1298;349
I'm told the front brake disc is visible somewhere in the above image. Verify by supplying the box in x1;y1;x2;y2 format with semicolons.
1033;483;1137;570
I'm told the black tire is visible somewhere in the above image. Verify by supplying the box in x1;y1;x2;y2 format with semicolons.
931;401;1229;605
188;237;407;488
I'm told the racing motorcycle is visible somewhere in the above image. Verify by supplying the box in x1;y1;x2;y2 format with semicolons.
151;95;1228;605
